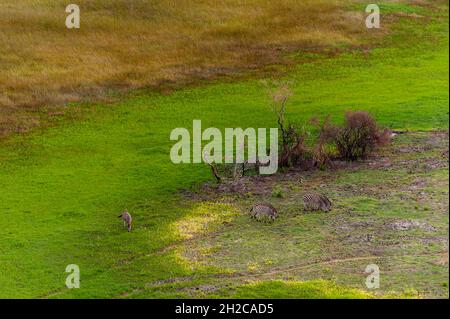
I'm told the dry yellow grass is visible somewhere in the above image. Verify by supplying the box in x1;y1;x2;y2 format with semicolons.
1;0;383;136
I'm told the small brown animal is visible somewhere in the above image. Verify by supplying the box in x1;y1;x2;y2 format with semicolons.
118;210;132;231
303;193;332;211
250;203;278;222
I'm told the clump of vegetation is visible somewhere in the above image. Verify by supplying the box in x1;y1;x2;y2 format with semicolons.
271;88;391;169
332;111;391;161
271;186;284;198
272;85;310;169
309;115;336;168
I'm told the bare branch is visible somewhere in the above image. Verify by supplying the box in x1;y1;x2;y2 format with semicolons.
208;162;222;182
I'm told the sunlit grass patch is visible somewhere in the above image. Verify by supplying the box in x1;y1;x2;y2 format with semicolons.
174;202;240;240
221;280;374;299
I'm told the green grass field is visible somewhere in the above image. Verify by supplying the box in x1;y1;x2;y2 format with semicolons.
0;2;448;298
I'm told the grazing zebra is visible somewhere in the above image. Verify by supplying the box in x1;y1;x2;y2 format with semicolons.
250;203;278;222
303;193;332;211
118;210;133;231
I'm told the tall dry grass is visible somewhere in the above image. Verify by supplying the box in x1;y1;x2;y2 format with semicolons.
1;0;382;136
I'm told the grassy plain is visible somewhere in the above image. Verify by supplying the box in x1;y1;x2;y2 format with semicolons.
0;1;448;298
1;0;376;137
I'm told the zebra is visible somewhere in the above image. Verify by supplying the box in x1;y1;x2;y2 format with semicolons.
118;210;133;231
250;202;278;222
303;193;332;211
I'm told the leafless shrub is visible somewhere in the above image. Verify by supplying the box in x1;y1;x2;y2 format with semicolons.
332;111;391;161
272;86;309;168
207;161;258;183
309;115;337;168
207;162;223;182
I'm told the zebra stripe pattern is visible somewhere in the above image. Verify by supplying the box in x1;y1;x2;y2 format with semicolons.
303;193;332;211
250;202;278;222
118;210;133;231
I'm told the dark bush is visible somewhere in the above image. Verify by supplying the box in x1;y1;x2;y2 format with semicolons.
278;122;309;168
332;111;391;161
270;85;390;168
309;115;337;168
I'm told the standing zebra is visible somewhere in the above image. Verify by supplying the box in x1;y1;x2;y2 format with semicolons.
118;210;133;231
250;202;278;222
303;193;332;211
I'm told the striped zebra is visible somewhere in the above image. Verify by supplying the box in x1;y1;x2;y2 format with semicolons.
118;210;133;231
303;193;332;211
250;202;278;222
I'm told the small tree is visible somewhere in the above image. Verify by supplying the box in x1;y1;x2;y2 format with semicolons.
272;86;307;168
